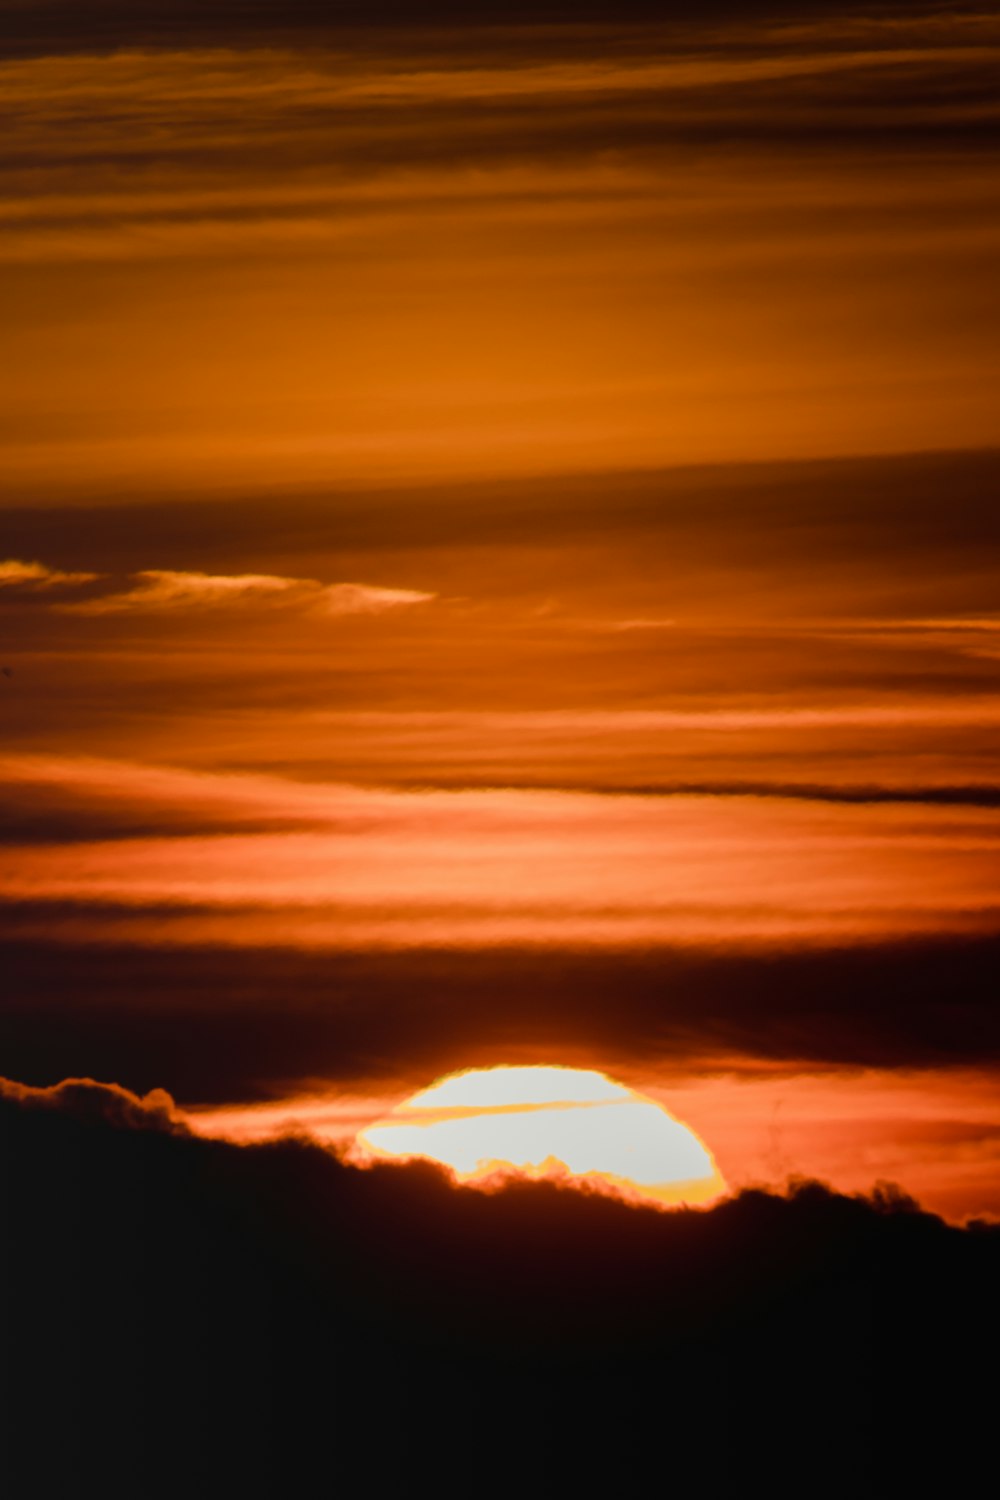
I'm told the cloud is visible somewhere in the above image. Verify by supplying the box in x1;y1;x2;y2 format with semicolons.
2;774;998;951
609;617;677;631
58;568;435;615
3;922;1000;1106
0;1073;183;1132
3;10;998;281
320;582;435;615
4;2;986;60
5;752;1000;858
0;558;100;591
72;568;308;612
3;9;998;502
6;449;999;615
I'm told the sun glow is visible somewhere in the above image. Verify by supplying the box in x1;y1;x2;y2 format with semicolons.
352;1065;726;1207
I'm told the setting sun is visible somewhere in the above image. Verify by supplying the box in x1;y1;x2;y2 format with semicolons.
352;1065;726;1207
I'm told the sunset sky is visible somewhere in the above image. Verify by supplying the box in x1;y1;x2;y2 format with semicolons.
3;0;1000;1225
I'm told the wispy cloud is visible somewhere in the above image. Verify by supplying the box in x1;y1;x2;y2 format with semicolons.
58;568;434;615
69;569;305;613
606;617;678;632
320;583;436;615
3;12;999;492
0;558;100;590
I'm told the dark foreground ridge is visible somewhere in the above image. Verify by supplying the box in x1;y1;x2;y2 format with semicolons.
2;1077;996;1488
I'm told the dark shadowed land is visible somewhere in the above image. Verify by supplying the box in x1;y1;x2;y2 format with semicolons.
2;1076;996;1489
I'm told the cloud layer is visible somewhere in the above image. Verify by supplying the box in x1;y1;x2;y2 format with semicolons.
3;7;998;491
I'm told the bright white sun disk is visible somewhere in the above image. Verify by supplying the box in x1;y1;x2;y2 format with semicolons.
353;1065;725;1207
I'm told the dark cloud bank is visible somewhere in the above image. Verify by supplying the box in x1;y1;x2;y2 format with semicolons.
7;450;1000;582
2;1075;997;1488
0;0;967;58
3;932;999;1101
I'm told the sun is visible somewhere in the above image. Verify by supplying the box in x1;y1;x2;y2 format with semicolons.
351;1064;725;1208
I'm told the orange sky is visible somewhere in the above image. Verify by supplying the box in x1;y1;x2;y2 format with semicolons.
3;9;999;493
2;2;999;1222
188;1062;1000;1223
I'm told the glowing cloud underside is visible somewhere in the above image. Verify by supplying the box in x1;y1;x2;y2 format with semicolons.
354;1065;726;1208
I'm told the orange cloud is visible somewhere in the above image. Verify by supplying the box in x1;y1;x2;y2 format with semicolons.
58;569;434;615
4;13;998;495
0;558;100;590
3;764;999;948
320;582;436;616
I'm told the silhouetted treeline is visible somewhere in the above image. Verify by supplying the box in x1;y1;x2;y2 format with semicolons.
2;1078;996;1490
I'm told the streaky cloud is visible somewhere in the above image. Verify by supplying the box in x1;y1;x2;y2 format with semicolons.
0;558;100;590
55;567;435;614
